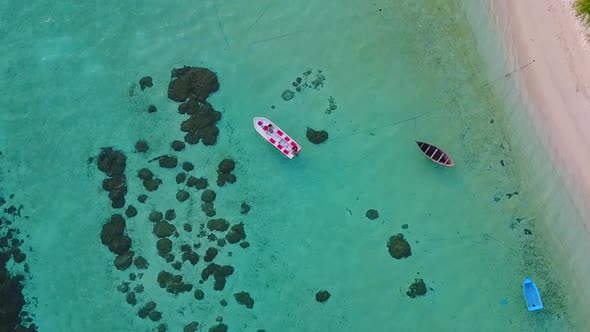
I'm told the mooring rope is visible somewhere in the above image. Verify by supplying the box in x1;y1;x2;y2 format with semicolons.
322;59;536;143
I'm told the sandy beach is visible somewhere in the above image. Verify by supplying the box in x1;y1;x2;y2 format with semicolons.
491;0;590;224
489;0;590;323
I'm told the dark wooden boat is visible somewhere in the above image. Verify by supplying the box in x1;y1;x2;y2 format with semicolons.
415;141;455;167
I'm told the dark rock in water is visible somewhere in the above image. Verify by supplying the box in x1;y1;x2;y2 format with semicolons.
139;76;153;91
182;251;199;265
524;228;532;235
149;311;162;321
157;271;172;287
157;238;172;255
137;194;147;203
111;196;126;209
125;205;137;218
138;301;156;318
225;223;246;244
401;224;408;229
201;189;216;203
217;173;236;187
97;147;127;177
185;176;197;187
134;256;149;269
217;239;226;247
207;219;229;232
102;176;125;192
281;89;295;101
184;133;199;145
100;214;132;255
153;221;176;238
306;128;328;144
234;291;254;308
117;281;130;293
201;264;234;291
171;140;185;151
168;66;219;102
194;289;205;300
240;241;250;249
135;140;149;153
0;253;31;332
406;278;427;298
315;290;330;303
193;177;209;189
134;284;144;293
147;105;158;113
114;251;135;271
183;223;192;232
184;322;199;332
176;190;190;202
149;211;163;223
126;291;137;305
204;247;218;262
137;168;154;181
109;193;127;209
157;323;167;332
143;178;162;192
387;233;411;259
165;209;176;221
201;202;216;217
176;173;187;184
157;270;193;294
208;323;228;332
178;100;222;146
240;202;250;215
506;191;519;199
365;209;379;220
218;159;235;173
182;162;194;172
12;250;26;263
159;155;178;168
100;214;125;245
109;235;132;255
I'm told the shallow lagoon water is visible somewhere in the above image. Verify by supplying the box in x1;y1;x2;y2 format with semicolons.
0;0;586;331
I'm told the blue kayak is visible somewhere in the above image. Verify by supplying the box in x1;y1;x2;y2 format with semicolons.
523;277;543;311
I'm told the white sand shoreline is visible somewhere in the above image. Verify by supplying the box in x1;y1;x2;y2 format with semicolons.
489;0;590;324
490;1;590;239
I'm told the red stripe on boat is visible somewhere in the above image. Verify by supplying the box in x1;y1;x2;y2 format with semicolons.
269;138;276;144
257;121;262;126
285;137;290;142
277;130;283;136
263;126;268;131
290;142;296;146
277;144;283;149
283;149;289;154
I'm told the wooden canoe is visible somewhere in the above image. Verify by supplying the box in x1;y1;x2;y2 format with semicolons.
415;141;455;167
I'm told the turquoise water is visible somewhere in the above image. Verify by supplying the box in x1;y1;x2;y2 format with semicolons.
0;0;586;331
